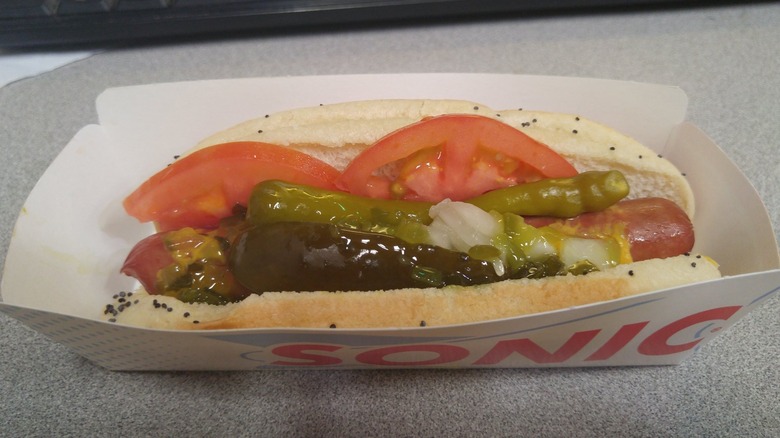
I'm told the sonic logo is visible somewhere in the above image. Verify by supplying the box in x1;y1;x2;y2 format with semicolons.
236;305;744;367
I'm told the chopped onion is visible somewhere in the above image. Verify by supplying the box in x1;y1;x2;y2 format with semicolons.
423;200;618;278
559;237;614;270
428;199;501;253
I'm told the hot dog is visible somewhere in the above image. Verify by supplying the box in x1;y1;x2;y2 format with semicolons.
524;197;696;262
105;99;720;329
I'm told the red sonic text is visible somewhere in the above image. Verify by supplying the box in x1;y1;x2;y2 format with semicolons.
244;306;740;367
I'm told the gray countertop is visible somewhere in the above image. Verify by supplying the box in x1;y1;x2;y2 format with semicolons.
1;2;779;437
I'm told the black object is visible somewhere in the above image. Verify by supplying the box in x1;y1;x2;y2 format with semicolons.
0;0;737;48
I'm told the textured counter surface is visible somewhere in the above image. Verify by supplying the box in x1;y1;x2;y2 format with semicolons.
1;2;778;436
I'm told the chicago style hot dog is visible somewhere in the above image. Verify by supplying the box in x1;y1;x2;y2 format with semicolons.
106;100;720;329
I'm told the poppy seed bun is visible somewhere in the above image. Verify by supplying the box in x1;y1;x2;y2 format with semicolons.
108;100;715;330
109;254;720;329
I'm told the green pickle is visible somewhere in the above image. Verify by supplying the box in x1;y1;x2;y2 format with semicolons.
229;222;573;294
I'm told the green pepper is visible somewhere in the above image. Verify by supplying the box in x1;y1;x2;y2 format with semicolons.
467;170;629;218
247;180;432;234
247;171;629;234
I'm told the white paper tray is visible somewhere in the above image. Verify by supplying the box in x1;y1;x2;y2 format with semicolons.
2;74;778;370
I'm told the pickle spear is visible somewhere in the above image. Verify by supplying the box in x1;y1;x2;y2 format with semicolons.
229;222;567;293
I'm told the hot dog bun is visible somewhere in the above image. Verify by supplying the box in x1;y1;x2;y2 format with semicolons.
110;253;720;329
108;100;717;329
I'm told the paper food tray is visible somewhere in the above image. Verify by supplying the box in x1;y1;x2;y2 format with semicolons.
1;74;778;370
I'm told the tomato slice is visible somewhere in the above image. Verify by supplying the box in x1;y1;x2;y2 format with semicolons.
124;141;341;231
337;114;578;202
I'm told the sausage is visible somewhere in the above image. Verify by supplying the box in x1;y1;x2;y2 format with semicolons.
120;232;172;295
524;197;694;262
